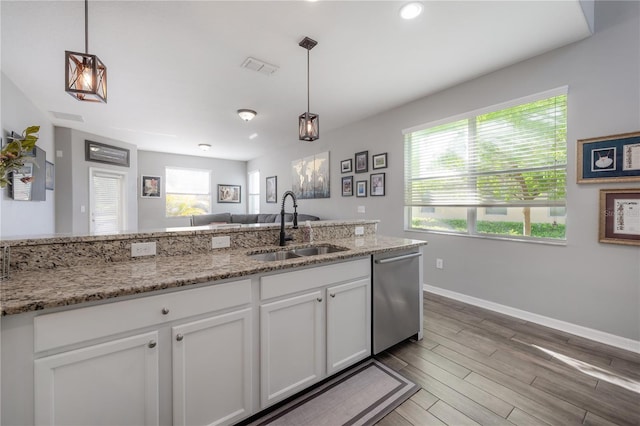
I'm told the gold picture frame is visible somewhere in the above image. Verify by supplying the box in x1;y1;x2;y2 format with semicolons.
577;131;640;183
599;188;640;246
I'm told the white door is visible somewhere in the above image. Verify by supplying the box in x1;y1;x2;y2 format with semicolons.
172;308;252;426
260;291;324;408
34;332;160;426
326;278;371;375
89;168;126;234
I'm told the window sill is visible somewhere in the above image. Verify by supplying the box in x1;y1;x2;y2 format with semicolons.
404;228;567;246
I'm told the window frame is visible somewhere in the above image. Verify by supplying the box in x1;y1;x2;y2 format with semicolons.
164;166;212;218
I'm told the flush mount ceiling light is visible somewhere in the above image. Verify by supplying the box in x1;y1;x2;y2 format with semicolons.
399;2;423;19
298;36;319;142
198;144;211;151
237;109;257;122
65;0;107;103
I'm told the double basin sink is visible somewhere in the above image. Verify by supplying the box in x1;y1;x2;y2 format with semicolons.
247;244;348;262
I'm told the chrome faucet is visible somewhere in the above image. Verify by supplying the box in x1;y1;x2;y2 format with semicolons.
279;191;299;246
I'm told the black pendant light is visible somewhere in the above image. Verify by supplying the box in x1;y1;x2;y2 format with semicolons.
65;0;107;103
298;37;319;141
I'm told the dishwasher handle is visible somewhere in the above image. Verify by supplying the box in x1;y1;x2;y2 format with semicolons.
374;252;422;264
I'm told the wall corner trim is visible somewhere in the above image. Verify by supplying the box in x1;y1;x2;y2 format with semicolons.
423;284;640;355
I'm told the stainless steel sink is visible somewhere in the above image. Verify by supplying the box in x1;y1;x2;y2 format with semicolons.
247;244;348;262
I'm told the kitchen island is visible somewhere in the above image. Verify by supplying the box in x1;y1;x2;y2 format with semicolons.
1;220;426;425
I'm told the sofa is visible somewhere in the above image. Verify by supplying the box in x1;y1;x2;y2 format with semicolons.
190;212;320;226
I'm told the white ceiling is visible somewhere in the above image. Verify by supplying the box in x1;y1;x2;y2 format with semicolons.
2;1;592;161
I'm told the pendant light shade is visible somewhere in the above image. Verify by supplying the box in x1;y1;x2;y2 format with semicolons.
298;37;319;141
65;0;107;103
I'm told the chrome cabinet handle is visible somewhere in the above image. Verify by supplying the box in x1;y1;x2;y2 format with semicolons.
330;293;336;298
317;297;323;302
176;334;184;342
148;340;157;348
161;308;170;315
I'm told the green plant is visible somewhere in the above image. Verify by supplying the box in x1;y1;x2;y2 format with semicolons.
0;125;40;188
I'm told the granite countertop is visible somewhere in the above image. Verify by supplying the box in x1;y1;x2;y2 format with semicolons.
0;235;426;316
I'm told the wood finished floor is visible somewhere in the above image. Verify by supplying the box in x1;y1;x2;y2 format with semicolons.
375;292;640;426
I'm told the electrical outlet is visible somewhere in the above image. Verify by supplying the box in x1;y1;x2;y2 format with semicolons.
355;226;364;236
131;242;157;257
211;236;231;249
436;258;444;269
357;205;365;214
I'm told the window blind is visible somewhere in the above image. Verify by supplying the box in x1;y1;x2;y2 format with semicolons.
92;172;123;234
404;92;567;208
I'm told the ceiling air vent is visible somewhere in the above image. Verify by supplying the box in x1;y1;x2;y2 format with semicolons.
49;111;84;122
241;57;279;76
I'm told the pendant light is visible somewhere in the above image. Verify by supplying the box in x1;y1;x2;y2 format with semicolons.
298;37;319;141
65;0;107;103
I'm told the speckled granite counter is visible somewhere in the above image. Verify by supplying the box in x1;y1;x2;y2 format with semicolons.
1;235;426;316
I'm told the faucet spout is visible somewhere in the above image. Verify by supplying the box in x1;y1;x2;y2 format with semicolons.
279;191;299;246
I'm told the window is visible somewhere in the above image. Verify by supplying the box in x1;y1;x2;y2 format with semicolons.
165;167;211;217
248;170;260;214
404;89;567;241
90;168;127;234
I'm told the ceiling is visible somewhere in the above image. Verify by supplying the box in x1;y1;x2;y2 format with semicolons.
1;1;592;161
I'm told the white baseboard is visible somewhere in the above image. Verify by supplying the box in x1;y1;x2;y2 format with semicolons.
424;284;640;355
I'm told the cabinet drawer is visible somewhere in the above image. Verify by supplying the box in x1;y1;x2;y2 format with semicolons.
260;258;370;300
34;280;251;353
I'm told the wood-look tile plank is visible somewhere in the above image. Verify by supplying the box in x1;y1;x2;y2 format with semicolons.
427;400;481;426
376;409;415;426
511;333;613;368
409;389;439;411
479;319;518;339
464;372;585;425
595;378;640;406
421;329;496;358
424;292;469;311
611;357;640;381
583;412;625;426
459;302;528;324
395;342;471;379
459;327;552;360
532;375;640;426
506;407;552;426
375;351;408;372
415;335;440;350
567;335;640;364
395;399;446;426
399;365;514;426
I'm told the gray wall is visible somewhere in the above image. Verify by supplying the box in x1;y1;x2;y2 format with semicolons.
1;73;55;238
249;1;640;341
138;150;247;230
54;127;139;235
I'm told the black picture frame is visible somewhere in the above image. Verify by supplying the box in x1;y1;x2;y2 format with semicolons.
356;180;367;197
355;151;368;173
372;152;388;169
45;161;55;190
266;176;277;203
341;159;352;173
141;175;161;198
370;172;385;196
85;140;130;167
342;176;353;196
218;184;241;203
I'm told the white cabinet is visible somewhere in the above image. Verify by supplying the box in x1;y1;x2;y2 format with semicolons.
172;308;252;426
326;278;371;375
34;331;160;426
259;258;371;408
260;291;324;407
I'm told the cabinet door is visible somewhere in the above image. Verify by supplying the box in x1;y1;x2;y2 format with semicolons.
34;332;159;426
260;291;323;407
326;278;371;375
172;308;252;426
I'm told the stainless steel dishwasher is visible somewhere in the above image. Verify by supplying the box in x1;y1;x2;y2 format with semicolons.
372;249;422;354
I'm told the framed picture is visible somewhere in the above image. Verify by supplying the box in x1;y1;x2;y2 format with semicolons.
341;159;353;173
372;152;387;169
291;151;330;199
342;176;353;196
45;161;55;190
599;188;640;246
266;176;277;203
356;180;367;197
577;131;640;183
141;175;161;198
370;172;385;196
85;140;130;167
355;151;368;173
218;184;241;203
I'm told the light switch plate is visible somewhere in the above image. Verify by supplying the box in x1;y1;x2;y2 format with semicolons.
131;242;157;257
212;236;231;249
357;206;365;213
355;226;364;236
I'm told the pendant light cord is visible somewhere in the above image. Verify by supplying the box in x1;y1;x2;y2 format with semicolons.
84;0;89;54
306;48;310;113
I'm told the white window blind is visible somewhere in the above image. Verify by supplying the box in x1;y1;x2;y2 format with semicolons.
91;171;124;234
404;92;567;209
165;167;211;217
248;170;260;214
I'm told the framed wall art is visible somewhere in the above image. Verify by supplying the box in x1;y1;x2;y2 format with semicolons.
577;131;640;183
341;159;352;173
218;184;241;203
266;176;277;203
356;180;367;197
85;140;130;167
342;176;353;196
372;152;387;169
355;151;368;173
45;161;55;190
370;172;385;196
599;188;640;246
141;175;161;198
291;151;330;199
